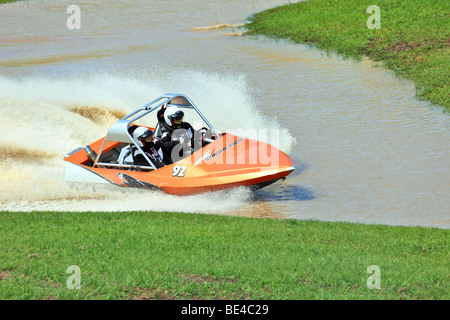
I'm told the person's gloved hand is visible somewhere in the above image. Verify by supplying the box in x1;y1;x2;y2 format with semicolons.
180;135;191;147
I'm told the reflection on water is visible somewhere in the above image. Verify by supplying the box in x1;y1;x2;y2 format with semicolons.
0;0;449;229
253;185;315;202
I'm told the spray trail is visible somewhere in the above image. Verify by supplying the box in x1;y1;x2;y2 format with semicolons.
0;73;295;212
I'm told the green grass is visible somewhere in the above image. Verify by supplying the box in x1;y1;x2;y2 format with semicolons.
0;211;448;299
0;0;22;4
246;0;450;111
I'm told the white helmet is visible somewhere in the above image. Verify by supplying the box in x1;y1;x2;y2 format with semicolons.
133;126;153;147
164;106;184;129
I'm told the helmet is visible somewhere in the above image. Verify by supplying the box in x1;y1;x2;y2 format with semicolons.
133;126;153;147
164;106;184;129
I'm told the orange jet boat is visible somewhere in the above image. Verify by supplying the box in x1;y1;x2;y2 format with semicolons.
64;94;295;195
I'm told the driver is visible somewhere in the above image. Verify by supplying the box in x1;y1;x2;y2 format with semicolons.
157;106;199;164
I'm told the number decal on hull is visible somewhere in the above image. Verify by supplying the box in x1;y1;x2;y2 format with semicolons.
173;165;187;177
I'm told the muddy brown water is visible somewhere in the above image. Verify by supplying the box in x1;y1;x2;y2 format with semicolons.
0;0;449;229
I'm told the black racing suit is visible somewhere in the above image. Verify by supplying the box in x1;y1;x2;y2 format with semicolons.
133;140;165;168
157;121;201;164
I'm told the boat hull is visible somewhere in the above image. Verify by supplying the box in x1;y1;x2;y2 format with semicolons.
64;133;295;195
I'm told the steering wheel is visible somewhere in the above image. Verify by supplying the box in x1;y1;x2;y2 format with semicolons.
200;127;215;138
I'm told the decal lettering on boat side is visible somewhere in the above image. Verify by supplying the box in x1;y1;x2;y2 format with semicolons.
194;138;244;166
194;150;212;166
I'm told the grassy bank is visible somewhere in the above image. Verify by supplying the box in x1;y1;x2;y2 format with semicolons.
0;211;448;300
246;0;449;111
